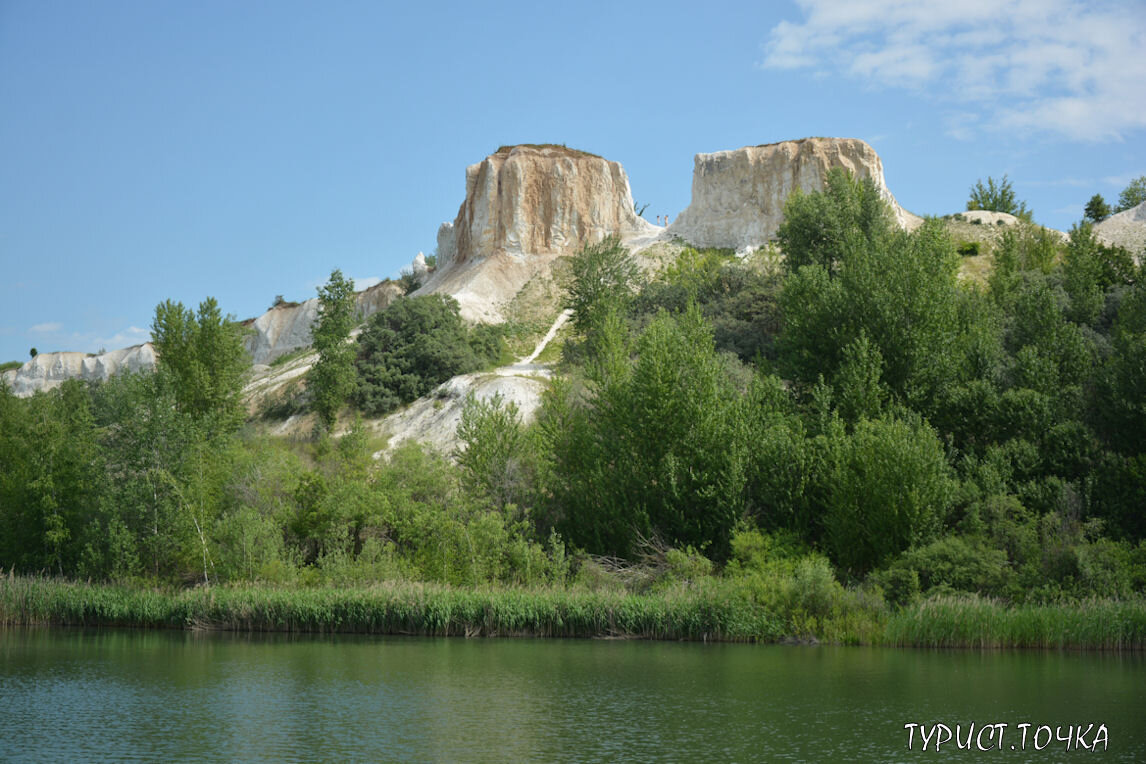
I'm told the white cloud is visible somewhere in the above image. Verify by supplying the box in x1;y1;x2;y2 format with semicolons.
352;276;382;291
89;326;150;352
762;0;1146;141
30;322;62;333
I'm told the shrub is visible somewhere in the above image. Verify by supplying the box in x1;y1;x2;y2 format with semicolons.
957;241;981;256
872;567;920;608
896;536;1012;596
354;295;501;416
967;175;1031;218
1115;175;1146;212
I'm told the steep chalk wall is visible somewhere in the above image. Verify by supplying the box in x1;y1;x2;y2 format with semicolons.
0;344;157;396
668;138;921;251
1095;201;1146;261
424;145;656;323
435;145;656;267
245;280;404;365
2;281;403;396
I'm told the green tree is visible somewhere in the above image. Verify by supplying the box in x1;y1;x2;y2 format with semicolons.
565;234;640;335
1093;283;1146;456
548;305;747;558
1116;175;1146;212
967;174;1030;218
309;269;358;429
89;369;223;581
1084;194;1112;223
150;297;248;429
0;380;103;575
821;414;953;575
456;393;538;513
777;167;894;274
779;218;962;410
355;294;495;416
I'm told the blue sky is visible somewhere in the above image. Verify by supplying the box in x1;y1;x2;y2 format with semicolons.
2;0;1144;363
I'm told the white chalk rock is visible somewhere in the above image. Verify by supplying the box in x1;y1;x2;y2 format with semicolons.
668;137;922;251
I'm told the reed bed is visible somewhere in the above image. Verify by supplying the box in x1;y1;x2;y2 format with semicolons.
6;578;1145;648
883;595;1146;649
0;577;780;642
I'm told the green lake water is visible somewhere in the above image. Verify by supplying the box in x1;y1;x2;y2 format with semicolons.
1;628;1143;762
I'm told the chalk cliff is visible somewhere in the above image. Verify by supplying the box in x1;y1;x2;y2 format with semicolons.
0;344;157;396
244;279;403;366
422;145;657;322
2;280;403;396
1095;201;1146;260
668;138;921;251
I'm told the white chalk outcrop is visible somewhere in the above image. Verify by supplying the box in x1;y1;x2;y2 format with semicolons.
1095;201;1146;260
668;138;921;251
1;344;157;396
421;145;657;323
371;311;571;457
242;280;405;366
4;280;403;396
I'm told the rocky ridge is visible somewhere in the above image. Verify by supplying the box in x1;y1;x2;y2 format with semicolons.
0;344;157;397
420;145;658;323
668;138;922;251
245;280;403;366
1095;201;1146;260
2;280;405;396
6;137;934;407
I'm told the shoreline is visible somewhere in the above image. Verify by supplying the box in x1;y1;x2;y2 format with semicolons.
3;577;1144;650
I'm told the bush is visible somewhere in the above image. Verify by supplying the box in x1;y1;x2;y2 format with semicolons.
872;567;920;608
821;415;953;575
354;295;501;416
957;241;981;256
1116;176;1146;213
967;175;1031;218
895;536;1012;597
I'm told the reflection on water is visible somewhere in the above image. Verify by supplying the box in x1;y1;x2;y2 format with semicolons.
1;628;1144;762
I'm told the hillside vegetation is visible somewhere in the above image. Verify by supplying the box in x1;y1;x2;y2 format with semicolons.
2;168;1144;644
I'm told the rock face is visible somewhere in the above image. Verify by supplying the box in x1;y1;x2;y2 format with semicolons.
423;145;657;322
1095;201;1146;260
436;145;655;267
3;280;403;396
1;344;157;396
668;138;921;251
244;280;403;366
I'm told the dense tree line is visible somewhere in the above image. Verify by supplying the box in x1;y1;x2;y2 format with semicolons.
2;171;1144;608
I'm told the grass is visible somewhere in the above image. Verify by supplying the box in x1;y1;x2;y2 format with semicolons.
0;577;779;641
268;347;313;368
0;360;21;373
4;577;1145;649
494;144;601;160
882;595;1146;649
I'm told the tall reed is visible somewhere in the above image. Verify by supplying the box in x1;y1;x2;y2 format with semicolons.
883;594;1146;649
0;577;780;642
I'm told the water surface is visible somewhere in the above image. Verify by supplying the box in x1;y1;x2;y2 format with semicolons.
2;628;1143;761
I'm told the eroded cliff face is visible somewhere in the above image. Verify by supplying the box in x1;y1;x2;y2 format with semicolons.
668;138;921;251
245;280;404;365
423;145;657;322
436;145;655;267
2;281;404;396
0;344;157;396
1095;201;1146;261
